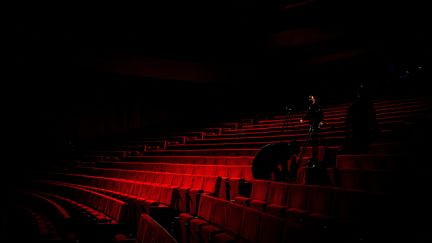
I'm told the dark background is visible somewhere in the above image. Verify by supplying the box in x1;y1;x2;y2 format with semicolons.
8;1;431;170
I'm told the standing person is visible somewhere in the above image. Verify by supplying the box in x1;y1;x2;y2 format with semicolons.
299;95;324;167
300;95;324;128
345;84;378;153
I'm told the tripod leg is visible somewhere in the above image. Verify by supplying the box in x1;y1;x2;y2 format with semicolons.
290;125;313;181
299;126;312;158
282;113;290;133
309;125;322;167
297;125;314;165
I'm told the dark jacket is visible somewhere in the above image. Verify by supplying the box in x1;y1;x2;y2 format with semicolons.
303;102;323;128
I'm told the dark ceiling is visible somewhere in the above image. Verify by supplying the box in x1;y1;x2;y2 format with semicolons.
13;0;430;82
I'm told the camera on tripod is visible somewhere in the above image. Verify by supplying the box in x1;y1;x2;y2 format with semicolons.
282;105;295;134
285;105;294;112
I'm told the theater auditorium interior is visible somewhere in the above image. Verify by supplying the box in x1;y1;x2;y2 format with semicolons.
7;1;432;243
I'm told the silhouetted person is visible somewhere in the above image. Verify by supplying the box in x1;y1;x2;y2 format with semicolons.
300;95;324;166
300;95;324;129
251;141;300;181
345;84;378;153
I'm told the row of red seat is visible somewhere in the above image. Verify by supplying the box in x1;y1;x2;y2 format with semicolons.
233;179;387;223
179;192;388;243
119;155;254;164
129;97;430;153
35;180;127;224
81;97;430;160
208;119;402;141
329;153;400;192
77;151;390;198
79;163;254;180
268;97;430;121
68;166;246;202
47;170;221;215
18;190;71;222
180;194;286;243
19;206;63;242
